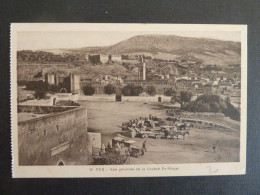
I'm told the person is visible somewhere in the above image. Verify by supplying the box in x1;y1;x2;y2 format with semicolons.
101;144;106;151
99;144;106;155
107;142;112;149
142;140;147;152
116;142;121;149
212;144;216;153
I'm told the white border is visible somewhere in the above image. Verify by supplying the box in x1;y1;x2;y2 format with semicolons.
11;23;247;178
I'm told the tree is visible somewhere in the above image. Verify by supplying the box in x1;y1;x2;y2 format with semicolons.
35;89;47;99
26;80;48;91
121;85;132;96
133;86;143;96
31;81;48;99
104;84;116;95
184;95;240;121
48;84;59;92
171;91;192;108
225;96;231;103
83;85;95;96
164;88;176;96
121;85;143;96
146;86;156;96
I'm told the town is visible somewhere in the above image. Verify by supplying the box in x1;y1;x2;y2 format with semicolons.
18;51;241;112
16;34;241;165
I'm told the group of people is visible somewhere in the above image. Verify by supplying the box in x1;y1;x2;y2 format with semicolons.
168;120;190;131
125;114;158;130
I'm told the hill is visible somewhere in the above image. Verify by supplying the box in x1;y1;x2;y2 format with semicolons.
17;34;241;66
107;35;239;54
184;95;240;121
73;34;241;66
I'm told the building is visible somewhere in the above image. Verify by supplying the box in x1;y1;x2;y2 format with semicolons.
18;105;89;165
88;54;101;64
175;79;193;89
87;54;122;64
44;73;55;85
109;54;122;62
137;57;146;80
70;73;80;94
45;73;80;94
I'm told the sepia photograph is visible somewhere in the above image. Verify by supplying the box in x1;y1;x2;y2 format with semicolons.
11;23;247;177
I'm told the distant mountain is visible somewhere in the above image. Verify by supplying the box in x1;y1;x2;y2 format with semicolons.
18;34;241;66
76;34;241;66
105;35;240;54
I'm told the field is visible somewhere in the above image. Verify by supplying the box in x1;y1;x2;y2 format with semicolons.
80;101;240;164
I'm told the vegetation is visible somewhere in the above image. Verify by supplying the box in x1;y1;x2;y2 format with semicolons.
171;91;192;108
104;84;116;95
26;80;48;91
83;85;95;96
121;85;143;96
164;88;176;97
34;89;47;99
17;50;85;63
202;65;222;71
26;81;49;99
48;84;59;92
26;80;69;93
146;86;156;96
184;95;240;121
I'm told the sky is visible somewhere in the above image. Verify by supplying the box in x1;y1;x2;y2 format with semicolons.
17;31;241;51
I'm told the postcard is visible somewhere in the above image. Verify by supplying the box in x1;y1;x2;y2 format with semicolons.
11;23;247;177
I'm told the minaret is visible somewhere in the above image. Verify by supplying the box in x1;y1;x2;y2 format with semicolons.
143;61;146;80
141;57;146;80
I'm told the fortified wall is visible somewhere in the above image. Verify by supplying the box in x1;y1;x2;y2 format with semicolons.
18;105;77;114
18;105;91;165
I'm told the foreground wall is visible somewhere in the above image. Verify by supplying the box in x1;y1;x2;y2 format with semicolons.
18;105;78;114
18;107;89;165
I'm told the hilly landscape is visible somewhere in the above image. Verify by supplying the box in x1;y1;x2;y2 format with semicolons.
73;34;241;66
17;34;241;81
18;34;241;66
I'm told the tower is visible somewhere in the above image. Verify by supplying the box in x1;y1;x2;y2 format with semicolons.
141;56;146;80
45;73;55;85
69;73;80;94
142;61;146;80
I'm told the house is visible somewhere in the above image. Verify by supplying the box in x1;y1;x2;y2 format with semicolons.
191;82;202;89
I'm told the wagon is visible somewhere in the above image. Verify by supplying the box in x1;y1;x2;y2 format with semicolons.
136;130;164;139
111;137;145;158
111;137;124;148
130;146;144;157
122;140;144;157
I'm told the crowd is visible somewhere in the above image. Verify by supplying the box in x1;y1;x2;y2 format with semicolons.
123;114;160;131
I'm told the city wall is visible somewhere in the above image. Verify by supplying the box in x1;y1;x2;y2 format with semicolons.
18;105;78;114
18;106;89;165
79;95;172;102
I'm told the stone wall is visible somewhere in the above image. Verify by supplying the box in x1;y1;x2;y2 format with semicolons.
18;105;78;114
18;106;89;165
79;95;172;102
